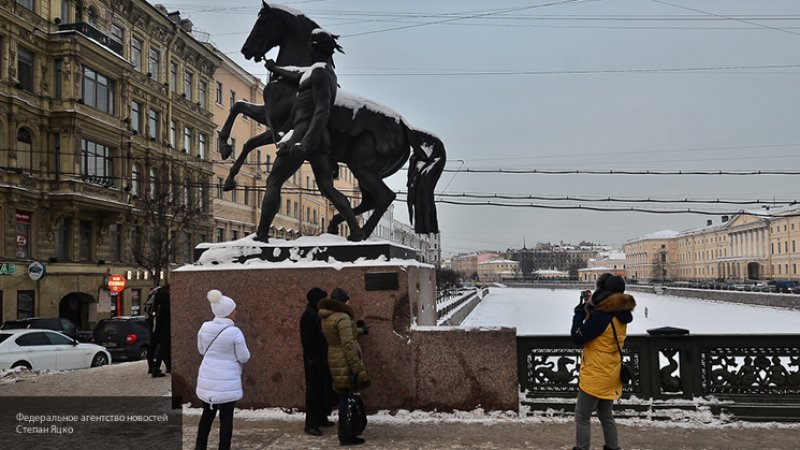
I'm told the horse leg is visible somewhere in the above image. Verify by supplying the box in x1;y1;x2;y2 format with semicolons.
351;169;396;239
255;154;304;242
219;101;268;159
327;190;374;235
310;153;365;242
223;131;274;191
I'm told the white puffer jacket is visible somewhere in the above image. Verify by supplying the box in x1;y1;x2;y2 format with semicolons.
196;318;251;405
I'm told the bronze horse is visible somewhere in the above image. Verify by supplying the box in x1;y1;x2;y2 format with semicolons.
222;2;446;242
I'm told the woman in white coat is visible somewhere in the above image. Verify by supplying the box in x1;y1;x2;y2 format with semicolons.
195;289;251;450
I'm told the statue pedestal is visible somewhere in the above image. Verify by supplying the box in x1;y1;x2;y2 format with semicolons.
171;236;517;412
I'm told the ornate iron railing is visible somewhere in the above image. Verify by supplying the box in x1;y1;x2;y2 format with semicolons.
59;22;124;56
518;334;800;420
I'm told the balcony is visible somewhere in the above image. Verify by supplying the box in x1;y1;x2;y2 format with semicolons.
58;22;123;57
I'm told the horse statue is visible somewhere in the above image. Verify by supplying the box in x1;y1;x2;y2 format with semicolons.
221;2;446;242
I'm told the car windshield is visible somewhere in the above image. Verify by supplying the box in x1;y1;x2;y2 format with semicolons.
0;333;10;344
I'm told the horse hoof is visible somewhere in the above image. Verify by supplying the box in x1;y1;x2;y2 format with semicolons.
223;178;237;192
347;230;366;242
253;234;269;243
220;144;232;160
327;225;339;235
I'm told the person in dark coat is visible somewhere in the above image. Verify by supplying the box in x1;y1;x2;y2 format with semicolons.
301;287;335;436
151;283;171;377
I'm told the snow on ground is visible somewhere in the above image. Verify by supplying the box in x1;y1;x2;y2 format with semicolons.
461;287;800;335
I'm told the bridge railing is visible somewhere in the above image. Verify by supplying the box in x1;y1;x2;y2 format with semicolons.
518;333;800;420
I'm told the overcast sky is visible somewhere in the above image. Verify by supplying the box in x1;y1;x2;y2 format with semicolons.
158;0;800;256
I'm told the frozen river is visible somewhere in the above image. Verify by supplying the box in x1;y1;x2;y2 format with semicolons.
460;287;800;335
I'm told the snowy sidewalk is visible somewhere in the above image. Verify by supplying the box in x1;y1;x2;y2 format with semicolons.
2;362;799;449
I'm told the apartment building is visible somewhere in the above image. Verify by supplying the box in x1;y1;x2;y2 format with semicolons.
0;1;219;326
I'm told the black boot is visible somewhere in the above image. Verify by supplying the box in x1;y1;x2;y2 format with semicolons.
603;446;620;450
337;423;365;446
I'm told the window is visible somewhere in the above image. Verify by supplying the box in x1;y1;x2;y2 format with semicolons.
183;127;192;152
56;218;71;261
286;199;291;215
169;61;178;92
55;59;63;99
131;163;142;196
17;0;33;11
130;101;141;133
131;37;143;71
216;228;225;242
198;133;207;159
16;128;33;173
229;90;236;108
185;232;193;262
148;48;160;79
131;226;143;260
60;0;70;21
199;81;207;107
244;186;250;205
200;184;207;212
15;211;32;259
231;185;238;203
148;109;159;139
111;24;124;46
231;230;239;241
17;47;34;92
217;178;223;199
169;120;177;147
266;155;271;173
80;139;113;186
110;223;122;262
79;220;92;261
149;168;158;198
184;178;191;207
184;71;193;100
216;81;223;104
83;67;114;113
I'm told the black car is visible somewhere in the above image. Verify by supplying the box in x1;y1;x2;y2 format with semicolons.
0;317;93;342
92;317;152;362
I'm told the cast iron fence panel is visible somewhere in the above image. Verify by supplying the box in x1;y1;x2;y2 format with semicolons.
519;334;800;404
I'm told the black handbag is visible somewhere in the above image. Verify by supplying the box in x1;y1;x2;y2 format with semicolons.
342;374;367;436
610;320;634;385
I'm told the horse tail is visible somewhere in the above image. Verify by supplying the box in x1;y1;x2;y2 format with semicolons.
406;127;446;234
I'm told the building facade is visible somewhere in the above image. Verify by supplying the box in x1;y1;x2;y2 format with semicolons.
625;207;800;283
1;1;219;327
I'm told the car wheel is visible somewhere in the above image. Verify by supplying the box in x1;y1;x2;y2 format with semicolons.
11;361;32;370
91;353;109;367
137;347;148;361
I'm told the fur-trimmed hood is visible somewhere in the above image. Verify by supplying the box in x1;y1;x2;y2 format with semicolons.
593;292;636;313
318;298;354;318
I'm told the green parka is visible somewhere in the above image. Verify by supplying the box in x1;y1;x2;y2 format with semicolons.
318;298;371;393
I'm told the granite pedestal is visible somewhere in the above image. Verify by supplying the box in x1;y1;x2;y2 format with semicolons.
170;237;517;413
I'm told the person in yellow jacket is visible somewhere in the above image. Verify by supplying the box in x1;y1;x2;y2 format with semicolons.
319;287;370;446
570;273;636;450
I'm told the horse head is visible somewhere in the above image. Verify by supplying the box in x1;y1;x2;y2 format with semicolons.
241;2;326;66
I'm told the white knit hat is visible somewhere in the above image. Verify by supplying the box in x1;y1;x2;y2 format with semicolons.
207;289;236;318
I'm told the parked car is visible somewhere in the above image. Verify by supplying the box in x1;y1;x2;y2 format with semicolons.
91;316;151;362
0;329;111;371
1;317;93;342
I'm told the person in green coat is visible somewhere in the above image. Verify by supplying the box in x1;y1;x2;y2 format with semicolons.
319;288;370;446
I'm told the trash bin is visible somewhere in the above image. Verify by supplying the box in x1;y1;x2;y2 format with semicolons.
647;326;690;336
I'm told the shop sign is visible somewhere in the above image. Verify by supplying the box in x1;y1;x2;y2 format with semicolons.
28;262;46;281
0;263;15;276
107;274;127;294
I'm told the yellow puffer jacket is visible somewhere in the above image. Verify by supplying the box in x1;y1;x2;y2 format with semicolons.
573;293;636;400
318;298;370;393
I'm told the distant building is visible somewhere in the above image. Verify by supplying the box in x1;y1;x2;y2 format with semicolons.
478;259;519;282
451;252;499;280
624;206;800;282
508;242;599;279
578;250;626;282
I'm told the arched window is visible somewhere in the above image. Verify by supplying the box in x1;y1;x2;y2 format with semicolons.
16;127;33;173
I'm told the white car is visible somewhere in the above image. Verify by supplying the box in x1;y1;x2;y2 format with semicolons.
0;328;111;371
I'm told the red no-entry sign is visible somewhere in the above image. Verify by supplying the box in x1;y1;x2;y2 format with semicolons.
107;274;127;294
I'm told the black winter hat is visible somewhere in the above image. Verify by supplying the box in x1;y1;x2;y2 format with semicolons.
591;273;626;304
306;287;327;304
330;287;350;302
